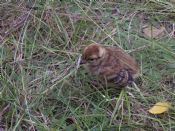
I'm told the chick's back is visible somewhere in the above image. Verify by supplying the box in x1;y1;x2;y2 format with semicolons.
93;47;139;85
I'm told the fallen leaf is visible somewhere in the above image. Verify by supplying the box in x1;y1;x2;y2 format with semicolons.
143;25;165;38
148;102;171;114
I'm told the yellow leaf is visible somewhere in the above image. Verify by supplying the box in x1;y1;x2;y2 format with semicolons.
148;102;171;114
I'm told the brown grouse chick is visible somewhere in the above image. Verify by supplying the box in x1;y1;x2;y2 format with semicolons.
81;43;139;86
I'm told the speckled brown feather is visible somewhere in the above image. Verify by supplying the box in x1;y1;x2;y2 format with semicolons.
81;43;139;86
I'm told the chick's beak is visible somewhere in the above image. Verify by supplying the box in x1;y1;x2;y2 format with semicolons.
80;59;86;65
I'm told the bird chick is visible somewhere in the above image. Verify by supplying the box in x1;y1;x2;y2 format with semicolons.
81;43;139;86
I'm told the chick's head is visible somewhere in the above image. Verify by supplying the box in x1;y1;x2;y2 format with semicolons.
81;43;106;65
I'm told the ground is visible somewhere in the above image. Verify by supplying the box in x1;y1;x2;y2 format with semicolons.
0;0;175;130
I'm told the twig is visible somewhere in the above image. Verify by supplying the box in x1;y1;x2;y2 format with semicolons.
0;104;10;122
127;45;151;53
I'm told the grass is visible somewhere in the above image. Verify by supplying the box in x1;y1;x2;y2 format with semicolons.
0;0;175;130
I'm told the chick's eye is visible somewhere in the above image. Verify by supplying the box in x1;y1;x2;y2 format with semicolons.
89;58;94;61
88;57;101;61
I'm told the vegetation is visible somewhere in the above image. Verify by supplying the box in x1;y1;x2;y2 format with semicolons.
0;0;175;130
